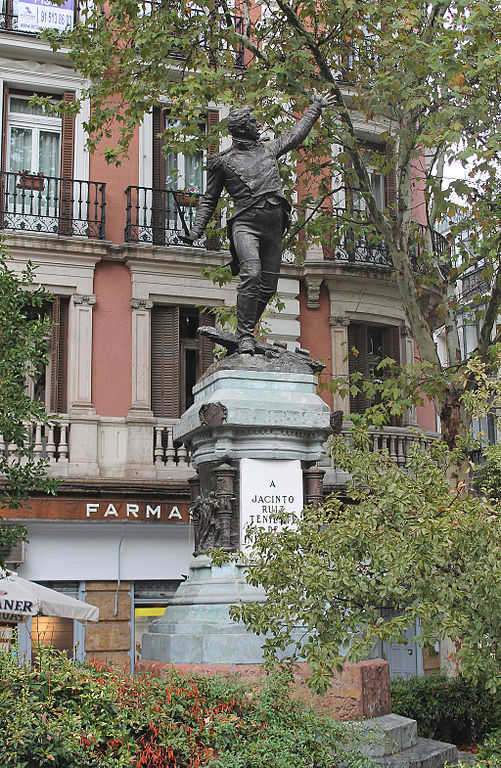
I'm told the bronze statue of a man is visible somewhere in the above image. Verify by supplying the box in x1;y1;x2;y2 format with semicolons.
181;95;332;354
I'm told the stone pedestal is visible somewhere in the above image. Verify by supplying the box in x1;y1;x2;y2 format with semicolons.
141;556;267;664
141;349;331;665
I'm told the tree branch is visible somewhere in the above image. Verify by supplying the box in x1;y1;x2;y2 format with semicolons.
477;251;501;362
271;0;392;242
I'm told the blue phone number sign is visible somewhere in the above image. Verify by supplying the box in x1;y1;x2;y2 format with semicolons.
17;0;74;33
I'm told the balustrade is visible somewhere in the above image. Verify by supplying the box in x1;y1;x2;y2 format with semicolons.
153;421;192;469
324;424;440;474
0;418;70;468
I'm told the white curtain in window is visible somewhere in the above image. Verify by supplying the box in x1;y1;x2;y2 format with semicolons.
39;130;60;178
184;152;202;192
165;152;178;189
9;126;32;172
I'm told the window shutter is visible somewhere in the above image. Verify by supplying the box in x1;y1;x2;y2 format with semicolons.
206;110;219;156
206;110;220;250
199;310;215;374
382;324;401;425
151;305;180;418
348;322;369;414
49;297;69;413
59;92;75;235
152;106;166;190
382;325;400;365
1;83;8;173
61;92;75;179
152;107;166;244
385;141;396;210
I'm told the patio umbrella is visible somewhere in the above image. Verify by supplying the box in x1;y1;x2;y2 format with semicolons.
0;570;99;623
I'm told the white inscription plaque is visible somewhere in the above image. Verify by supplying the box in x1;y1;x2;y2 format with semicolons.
240;458;303;549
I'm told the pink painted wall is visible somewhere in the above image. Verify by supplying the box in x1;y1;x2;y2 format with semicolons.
413;341;438;432
92;262;132;417
89;116;140;245
299;281;333;409
410;153;428;226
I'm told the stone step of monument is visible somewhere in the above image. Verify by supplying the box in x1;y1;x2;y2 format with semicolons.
150;620;247;635
361;714;418;757
453;751;478;766
143;631;266;665
370;737;458;768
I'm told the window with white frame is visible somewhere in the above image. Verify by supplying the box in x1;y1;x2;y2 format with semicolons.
164;123;204;194
7;95;61;179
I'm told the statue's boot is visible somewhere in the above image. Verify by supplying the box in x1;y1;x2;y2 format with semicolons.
236;292;257;355
254;298;269;329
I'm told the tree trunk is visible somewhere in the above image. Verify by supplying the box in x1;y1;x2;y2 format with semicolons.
439;386;470;449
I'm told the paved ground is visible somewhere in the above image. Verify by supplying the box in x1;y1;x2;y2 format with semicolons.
454;751;479;765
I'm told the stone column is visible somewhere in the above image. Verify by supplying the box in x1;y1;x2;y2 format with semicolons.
68;294;99;477
68;294;96;413
401;325;418;426
329;316;350;415
126;298;156;478
129;298;154;416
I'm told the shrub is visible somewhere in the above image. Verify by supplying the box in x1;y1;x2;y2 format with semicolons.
0;646;371;768
477;727;501;766
390;673;501;746
472;445;501;501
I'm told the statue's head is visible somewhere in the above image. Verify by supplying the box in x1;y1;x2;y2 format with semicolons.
227;106;260;140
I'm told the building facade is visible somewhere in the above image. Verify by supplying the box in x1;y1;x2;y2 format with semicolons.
0;1;442;676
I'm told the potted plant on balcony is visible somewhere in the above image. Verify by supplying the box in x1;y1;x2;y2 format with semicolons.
16;170;45;191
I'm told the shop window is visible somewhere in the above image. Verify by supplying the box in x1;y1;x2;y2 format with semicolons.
30;582;83;661
151;305;215;419
348;322;400;416
134;580;182;665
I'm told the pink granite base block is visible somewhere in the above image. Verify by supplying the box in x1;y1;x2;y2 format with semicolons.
135;658;391;720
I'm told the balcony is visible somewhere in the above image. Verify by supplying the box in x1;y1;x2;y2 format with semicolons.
0;418;70;478
154;420;192;471
322;423;440;487
124;186;206;247
0;413;439;491
0;171;106;239
323;209;450;271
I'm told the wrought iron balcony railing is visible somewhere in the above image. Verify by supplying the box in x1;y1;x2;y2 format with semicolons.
0;171;106;239
124;185;206;247
323;208;450;271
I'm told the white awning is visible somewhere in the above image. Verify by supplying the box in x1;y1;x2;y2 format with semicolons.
0;570;99;623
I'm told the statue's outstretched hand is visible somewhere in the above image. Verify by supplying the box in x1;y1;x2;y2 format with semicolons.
312;91;336;109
